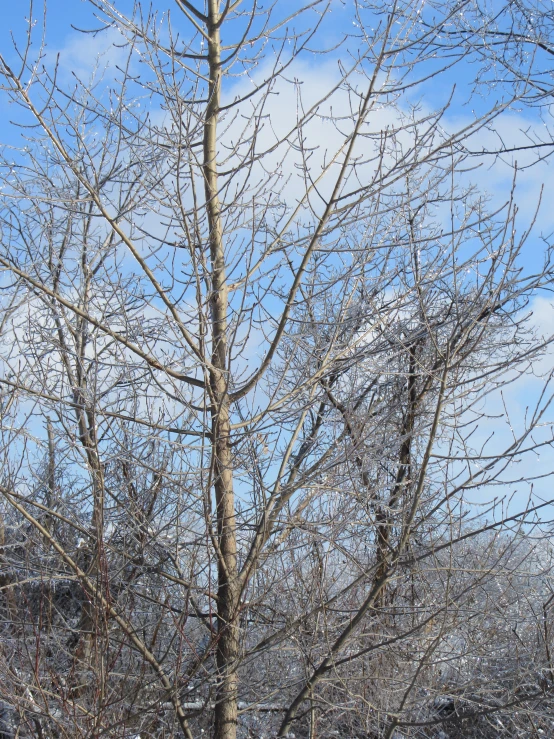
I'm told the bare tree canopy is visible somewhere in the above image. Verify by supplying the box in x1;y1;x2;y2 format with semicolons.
1;1;554;737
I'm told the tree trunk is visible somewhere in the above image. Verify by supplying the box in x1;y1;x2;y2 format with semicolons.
203;1;239;736
212;394;239;739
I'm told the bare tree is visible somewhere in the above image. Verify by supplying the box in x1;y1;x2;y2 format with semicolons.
1;0;554;737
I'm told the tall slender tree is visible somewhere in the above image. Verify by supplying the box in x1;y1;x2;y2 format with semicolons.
1;1;554;737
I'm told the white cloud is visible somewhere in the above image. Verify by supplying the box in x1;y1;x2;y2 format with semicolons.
48;26;133;86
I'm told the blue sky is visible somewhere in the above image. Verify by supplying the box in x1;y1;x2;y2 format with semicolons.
2;1;554;525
